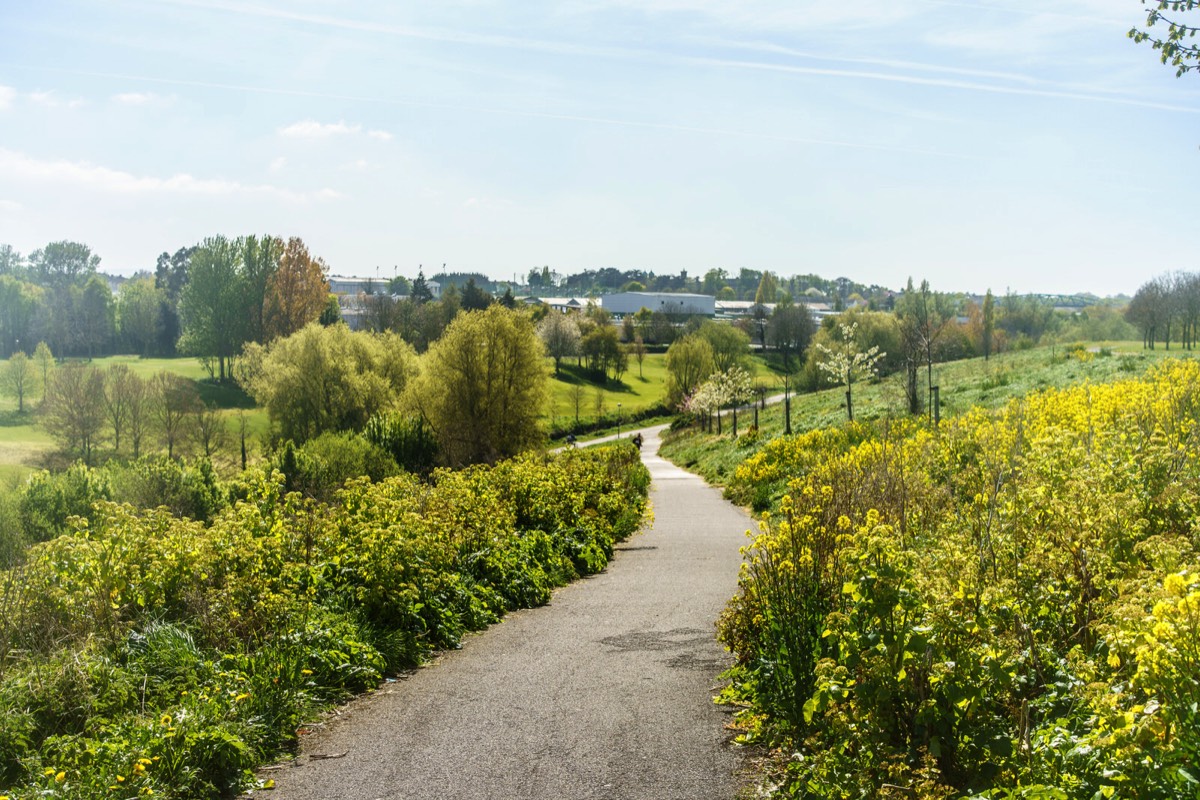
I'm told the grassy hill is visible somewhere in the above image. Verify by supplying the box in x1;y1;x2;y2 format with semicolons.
661;341;1182;491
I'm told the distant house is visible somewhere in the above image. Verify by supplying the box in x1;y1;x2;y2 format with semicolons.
601;292;715;318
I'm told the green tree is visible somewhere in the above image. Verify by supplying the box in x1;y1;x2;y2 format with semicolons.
0;276;40;357
580;324;623;379
697;320;751;373
982;289;995;361
767;299;816;372
319;294;342;326
240;323;417;443
2;351;33;413
665;334;715;408
461;278;493;311
178;236;246;381
0;244;22;276
117;277;163;356
702;268;729;296
33;341;53;403
27;240;99;287
411;305;548;466
241;234;284;344
1130;1;1200;76
78;275;115;359
410;270;433;304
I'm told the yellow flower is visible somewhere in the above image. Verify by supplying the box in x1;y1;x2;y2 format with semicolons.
1164;573;1187;597
1107;652;1121;669
56;771;67;783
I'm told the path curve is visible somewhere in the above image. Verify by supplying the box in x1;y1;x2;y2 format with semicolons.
265;427;752;800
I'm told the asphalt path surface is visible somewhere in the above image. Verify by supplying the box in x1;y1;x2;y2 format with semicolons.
263;426;753;800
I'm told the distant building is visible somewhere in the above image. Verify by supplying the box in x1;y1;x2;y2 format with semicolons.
601;292;715;318
525;296;594;314
715;300;774;320
327;275;440;298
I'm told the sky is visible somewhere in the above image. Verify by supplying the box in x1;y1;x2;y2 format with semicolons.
0;1;1197;297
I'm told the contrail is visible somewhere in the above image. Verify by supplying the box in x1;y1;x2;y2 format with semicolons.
147;0;1193;114
1;64;972;158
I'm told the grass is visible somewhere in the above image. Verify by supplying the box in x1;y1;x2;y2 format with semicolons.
660;341;1187;490
544;352;778;435
0;355;270;475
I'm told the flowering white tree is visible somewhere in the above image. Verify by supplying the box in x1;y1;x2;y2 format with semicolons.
816;322;884;422
684;365;754;435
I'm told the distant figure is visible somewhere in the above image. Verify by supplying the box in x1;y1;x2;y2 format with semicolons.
566;433;577;447
632;432;643;451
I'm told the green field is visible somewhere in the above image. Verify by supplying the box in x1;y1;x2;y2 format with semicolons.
0;355;270;474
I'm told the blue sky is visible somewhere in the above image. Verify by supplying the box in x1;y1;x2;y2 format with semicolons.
0;0;1196;296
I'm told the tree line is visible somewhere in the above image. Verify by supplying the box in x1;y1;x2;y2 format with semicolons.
0;236;331;373
1126;271;1200;350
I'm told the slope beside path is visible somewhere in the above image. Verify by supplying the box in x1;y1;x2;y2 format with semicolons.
265;426;751;800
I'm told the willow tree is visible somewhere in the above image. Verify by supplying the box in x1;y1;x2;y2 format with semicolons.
411;305;547;466
240;323;416;443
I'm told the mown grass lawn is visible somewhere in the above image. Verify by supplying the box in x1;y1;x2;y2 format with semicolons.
543;351;779;439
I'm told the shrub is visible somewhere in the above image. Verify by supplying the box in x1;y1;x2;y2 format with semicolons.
107;456;226;523
272;432;398;502
18;463;112;543
363;412;439;474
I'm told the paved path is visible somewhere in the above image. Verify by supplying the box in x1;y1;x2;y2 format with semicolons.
266;427;752;800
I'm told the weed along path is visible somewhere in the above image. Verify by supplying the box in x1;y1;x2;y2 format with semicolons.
265;427;750;800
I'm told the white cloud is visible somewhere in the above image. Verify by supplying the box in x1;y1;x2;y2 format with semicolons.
29;90;85;109
367;129;393;141
0;148;340;202
0;199;22;212
269;156;287;172
344;159;370;170
0;86;14;111
112;91;172;106
278;119;362;138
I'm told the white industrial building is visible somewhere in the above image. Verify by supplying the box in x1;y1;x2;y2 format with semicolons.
600;292;715;318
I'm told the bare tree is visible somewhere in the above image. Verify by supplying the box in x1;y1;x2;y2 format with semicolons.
125;372;149;458
192;402;229;460
630;336;647;379
103;365;133;453
43;364;106;463
538;312;581;376
151;372;201;459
